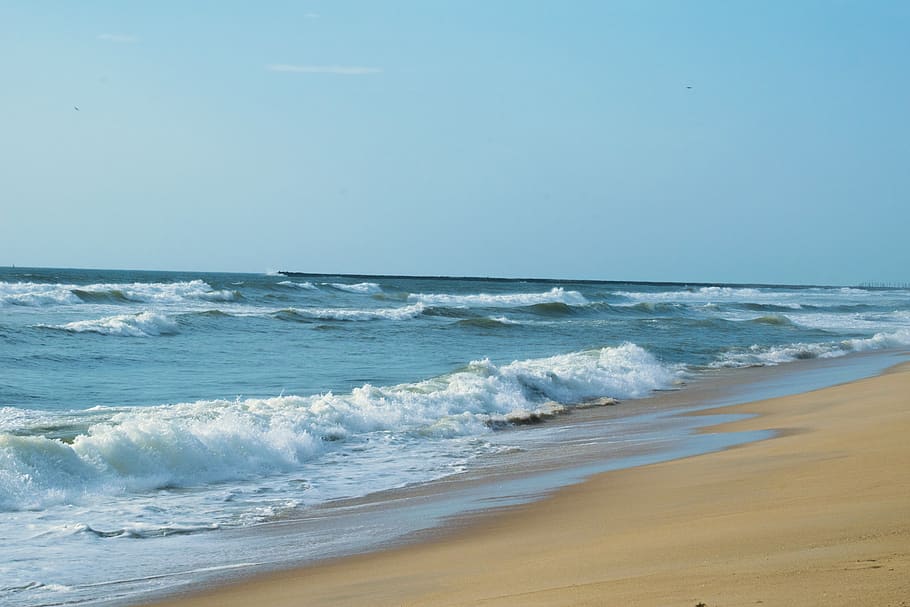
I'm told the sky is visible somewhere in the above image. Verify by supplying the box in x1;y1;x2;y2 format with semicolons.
1;1;908;285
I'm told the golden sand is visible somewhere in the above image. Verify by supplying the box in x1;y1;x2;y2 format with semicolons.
149;363;910;607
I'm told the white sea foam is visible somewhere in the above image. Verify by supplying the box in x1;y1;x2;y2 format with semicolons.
39;312;179;337
0;581;72;595
786;308;910;332
0;280;236;307
785;312;887;331
489;315;521;325
75;521;221;539
409;287;588;308
0;408;39;433
0;343;674;511
280;303;426;321
329;282;382;294
101;280;238;303
0;282;82;307
842;327;910;352
277;280;318;290
615;286;886;309
711;328;910;368
617;286;765;302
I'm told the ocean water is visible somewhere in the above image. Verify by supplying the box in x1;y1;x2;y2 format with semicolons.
1;267;909;606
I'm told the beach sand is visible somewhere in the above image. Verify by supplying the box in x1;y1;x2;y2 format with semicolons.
148;362;910;607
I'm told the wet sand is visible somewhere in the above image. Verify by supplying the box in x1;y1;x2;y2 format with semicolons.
148;362;910;607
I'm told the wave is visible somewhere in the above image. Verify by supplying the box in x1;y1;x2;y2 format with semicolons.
182;309;234;319
73;522;220;539
277;280;318;290
0;282;82;307
409;287;588;308
711;327;910;368
456;316;522;329
748;315;795;327
0;280;238;307
607;302;690;315
737;302;805;312
0;343;675;511
784;310;910;332
616;286;888;309
70;288;132;303
329;282;382;294
275;303;426;322
617;286;766;303
420;306;476;319
37;312;180;337
520;302;579;316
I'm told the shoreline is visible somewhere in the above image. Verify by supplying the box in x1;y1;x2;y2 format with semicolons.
144;352;910;607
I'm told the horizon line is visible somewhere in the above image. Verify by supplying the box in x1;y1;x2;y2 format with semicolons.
3;264;903;290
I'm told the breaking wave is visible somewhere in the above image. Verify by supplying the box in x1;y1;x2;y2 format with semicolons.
275;303;426;322
617;286;766;303
0;282;81;307
38;312;180;337
409;287;587;308
616;286;883;309
0;343;675;511
711;328;910;368
277;280;318;290
0;280;238;307
329;282;382;294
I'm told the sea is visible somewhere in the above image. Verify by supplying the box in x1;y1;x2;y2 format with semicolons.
1;267;909;606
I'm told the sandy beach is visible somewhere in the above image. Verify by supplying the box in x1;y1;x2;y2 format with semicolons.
146;361;910;607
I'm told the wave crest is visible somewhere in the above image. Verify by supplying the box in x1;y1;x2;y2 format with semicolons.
0;343;674;511
275;303;425;322
277;280;318;290
456;316;521;329
409;287;588;308
711;328;910;367
38;312;179;337
0;280;237;307
749;314;794;326
329;282;381;294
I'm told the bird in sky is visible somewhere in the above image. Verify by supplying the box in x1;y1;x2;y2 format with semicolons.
74;106;80;111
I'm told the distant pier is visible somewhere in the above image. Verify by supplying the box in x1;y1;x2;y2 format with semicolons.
855;282;910;289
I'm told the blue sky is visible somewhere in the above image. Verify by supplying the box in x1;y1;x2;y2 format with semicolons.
1;1;907;284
